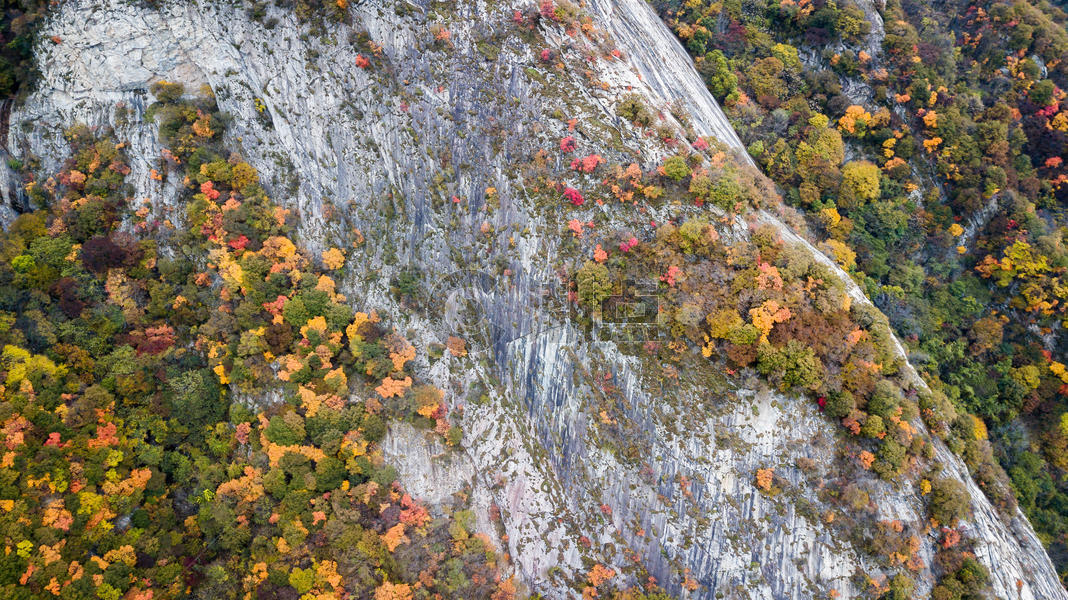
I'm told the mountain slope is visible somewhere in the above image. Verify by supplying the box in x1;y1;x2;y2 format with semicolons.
3;0;1066;598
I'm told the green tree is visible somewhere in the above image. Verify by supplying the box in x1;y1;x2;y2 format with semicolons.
867;380;902;419
861;414;886;439
929;476;970;526
662;155;692;181
836;4;872;44
825;390;855;419
616;94;653;127
700;50;738;100
1030;79;1055;106
576;261;614;310
756;340;823;392
265;413;306;446
168;368;225;431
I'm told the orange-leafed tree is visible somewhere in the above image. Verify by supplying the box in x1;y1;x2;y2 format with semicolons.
375;581;413;600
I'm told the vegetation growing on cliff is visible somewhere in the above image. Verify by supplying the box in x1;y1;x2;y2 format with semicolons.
655;0;1068;583
0;82;521;600
547;130;999;595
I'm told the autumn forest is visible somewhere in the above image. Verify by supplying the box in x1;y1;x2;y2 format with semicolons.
1;0;1068;599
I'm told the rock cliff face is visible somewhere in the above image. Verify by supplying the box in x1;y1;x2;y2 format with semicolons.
8;0;1066;598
